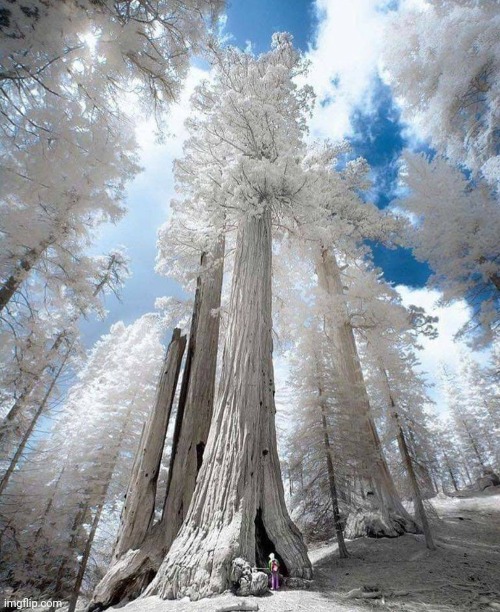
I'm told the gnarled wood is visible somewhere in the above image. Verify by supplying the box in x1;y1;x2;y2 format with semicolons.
88;243;225;611
161;238;225;550
112;328;186;559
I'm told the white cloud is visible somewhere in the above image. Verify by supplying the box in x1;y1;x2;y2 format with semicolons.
134;65;209;204
396;285;491;413
305;0;392;141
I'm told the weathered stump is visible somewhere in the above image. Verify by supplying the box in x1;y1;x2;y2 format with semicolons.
344;507;417;539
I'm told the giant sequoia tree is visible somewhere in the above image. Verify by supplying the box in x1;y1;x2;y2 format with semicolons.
136;35;314;601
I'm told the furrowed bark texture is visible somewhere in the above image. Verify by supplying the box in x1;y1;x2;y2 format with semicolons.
88;244;225;611
144;208;311;601
316;248;418;538
112;329;186;559
161;239;225;551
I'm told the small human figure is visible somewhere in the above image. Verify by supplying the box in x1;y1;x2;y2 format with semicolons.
268;552;280;591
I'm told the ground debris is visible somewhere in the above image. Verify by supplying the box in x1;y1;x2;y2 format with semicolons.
215;601;259;612
342;585;410;600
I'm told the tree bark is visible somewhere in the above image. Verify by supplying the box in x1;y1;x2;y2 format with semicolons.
160;238;225;548
143;207;311;601
88;241;225;611
392;412;435;551
112;329;186;559
379;361;436;550
55;500;90;597
443;453;459;491
318;389;349;558
68;501;104;612
316;247;418;538
377;363;435;549
0;245;47;313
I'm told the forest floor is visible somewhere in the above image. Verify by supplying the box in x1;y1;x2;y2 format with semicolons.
92;487;499;612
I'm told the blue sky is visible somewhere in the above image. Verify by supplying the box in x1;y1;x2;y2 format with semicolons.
82;0;428;345
80;0;486;403
224;0;317;52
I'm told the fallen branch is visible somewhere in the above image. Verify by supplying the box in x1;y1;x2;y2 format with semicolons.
215;601;259;612
343;587;411;600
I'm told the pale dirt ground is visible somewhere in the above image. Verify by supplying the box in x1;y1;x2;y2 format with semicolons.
105;487;500;612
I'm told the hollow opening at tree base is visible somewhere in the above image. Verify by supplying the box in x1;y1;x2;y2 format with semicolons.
254;507;289;576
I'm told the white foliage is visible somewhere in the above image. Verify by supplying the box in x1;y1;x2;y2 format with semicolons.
0;314;165;595
397;152;500;345
383;0;500;186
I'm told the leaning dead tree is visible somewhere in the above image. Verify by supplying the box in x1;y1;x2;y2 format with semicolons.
112;328;187;558
89;244;225;610
316;247;419;538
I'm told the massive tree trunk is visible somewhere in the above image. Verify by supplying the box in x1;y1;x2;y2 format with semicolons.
143;207;311;601
88;242;225;611
112;329;186;559
316;247;418;538
161;238;225;549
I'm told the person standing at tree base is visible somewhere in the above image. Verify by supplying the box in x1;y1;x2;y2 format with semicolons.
268;553;280;591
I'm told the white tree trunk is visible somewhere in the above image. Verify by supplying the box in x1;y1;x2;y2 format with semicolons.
161;238;225;550
318;389;349;558
112;329;186;559
143;207;311;601
88;244;225;611
316;247;418;538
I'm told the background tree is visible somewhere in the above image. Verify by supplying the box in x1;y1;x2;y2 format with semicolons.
0;315;165;601
383;0;500;186
395;153;499;346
